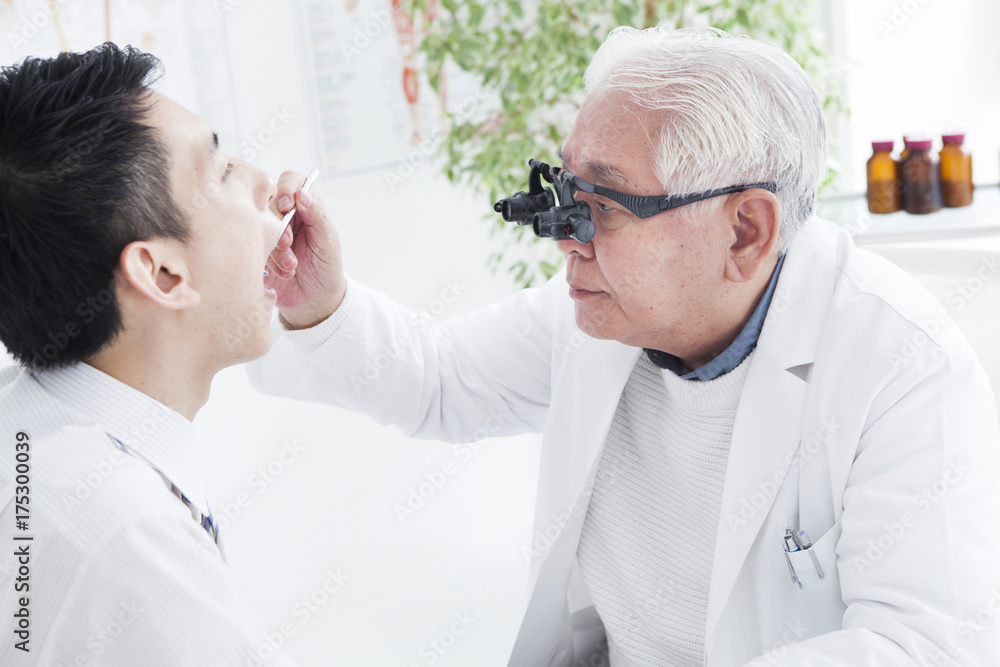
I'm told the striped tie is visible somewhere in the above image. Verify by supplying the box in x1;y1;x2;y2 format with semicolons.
108;435;220;544
183;494;220;544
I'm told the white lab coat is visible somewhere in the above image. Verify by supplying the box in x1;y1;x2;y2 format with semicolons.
249;217;1000;666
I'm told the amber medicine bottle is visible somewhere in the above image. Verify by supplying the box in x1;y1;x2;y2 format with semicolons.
867;140;902;214
901;137;941;215
939;133;973;207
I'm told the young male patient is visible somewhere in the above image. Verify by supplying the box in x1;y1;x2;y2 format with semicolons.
0;44;319;665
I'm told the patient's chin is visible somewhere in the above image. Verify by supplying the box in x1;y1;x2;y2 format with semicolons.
241;327;274;364
215;308;274;367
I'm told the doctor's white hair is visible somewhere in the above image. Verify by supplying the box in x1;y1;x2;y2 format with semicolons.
583;27;827;251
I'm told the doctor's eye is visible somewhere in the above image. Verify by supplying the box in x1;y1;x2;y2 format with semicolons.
592;198;628;231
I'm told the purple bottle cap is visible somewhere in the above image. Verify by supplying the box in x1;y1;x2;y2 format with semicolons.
871;140;894;152
903;135;933;150
942;133;965;145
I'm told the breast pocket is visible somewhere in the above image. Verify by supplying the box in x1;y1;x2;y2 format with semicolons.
784;520;845;631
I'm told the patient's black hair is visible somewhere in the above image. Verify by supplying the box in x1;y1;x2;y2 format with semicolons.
0;42;188;370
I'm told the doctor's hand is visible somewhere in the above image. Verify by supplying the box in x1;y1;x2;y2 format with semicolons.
265;170;347;330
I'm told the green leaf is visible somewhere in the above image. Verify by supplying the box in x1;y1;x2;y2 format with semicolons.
455;37;484;66
469;3;484;28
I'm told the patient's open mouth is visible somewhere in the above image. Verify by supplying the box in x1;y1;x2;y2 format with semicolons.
263;266;278;301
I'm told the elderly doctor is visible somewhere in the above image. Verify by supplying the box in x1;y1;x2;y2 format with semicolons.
251;27;1000;666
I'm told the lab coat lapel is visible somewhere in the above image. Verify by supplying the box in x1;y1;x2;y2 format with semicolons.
574;339;643;477
704;356;807;637
704;218;839;639
511;337;639;666
528;336;640;590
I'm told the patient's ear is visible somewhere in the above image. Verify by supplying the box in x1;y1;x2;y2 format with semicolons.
119;240;200;310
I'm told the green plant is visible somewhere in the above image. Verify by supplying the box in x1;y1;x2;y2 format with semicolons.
411;0;843;287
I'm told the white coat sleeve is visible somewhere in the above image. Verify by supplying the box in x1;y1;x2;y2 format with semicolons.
247;277;564;442
746;342;1000;666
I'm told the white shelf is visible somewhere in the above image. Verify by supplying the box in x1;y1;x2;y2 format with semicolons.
817;186;1000;245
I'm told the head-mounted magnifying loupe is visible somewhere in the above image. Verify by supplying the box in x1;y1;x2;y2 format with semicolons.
495;158;779;245
493;159;596;244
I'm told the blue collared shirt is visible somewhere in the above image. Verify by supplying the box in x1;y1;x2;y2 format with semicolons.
644;254;786;381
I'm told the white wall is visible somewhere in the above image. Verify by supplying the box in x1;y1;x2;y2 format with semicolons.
199;2;542;665
192;173;540;666
836;0;1000;193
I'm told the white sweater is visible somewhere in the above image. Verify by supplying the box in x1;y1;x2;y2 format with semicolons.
577;351;754;666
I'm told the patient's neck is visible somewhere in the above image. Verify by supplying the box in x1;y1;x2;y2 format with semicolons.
87;333;215;422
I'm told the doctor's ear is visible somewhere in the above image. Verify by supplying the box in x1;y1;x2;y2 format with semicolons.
723;189;781;284
118;240;201;310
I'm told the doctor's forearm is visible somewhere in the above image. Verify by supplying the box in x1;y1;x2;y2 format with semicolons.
250;279;552;441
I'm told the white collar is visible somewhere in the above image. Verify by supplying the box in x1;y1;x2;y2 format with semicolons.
33;362;212;518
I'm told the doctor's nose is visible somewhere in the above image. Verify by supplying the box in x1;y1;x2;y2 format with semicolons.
556;235;595;259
